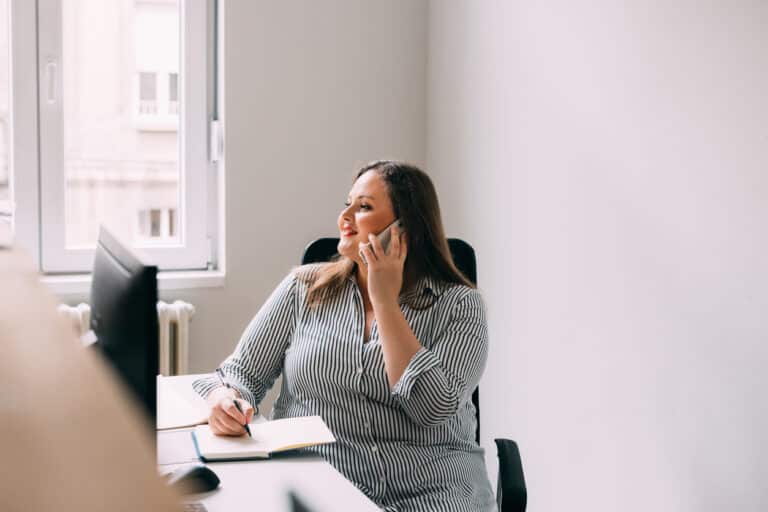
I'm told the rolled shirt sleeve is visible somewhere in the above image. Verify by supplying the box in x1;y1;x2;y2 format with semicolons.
193;272;298;408
391;288;489;427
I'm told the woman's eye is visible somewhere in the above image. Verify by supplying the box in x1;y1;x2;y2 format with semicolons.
342;201;371;211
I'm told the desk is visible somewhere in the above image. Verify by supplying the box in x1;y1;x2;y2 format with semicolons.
157;376;380;511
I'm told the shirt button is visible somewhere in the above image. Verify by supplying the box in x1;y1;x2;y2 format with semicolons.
364;420;371;429
371;445;378;453
356;366;364;374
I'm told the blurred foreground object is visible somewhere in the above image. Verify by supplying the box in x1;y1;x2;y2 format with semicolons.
0;246;182;512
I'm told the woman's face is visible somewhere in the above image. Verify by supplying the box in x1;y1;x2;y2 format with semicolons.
337;171;396;263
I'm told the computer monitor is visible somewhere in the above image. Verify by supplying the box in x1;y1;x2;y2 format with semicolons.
90;227;159;425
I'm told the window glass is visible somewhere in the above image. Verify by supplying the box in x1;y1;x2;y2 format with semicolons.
62;0;180;248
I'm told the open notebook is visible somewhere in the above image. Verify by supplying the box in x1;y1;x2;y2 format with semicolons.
192;416;336;462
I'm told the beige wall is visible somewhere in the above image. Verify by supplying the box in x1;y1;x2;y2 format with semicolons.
428;1;768;510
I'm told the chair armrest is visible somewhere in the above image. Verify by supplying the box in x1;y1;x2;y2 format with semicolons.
495;438;527;512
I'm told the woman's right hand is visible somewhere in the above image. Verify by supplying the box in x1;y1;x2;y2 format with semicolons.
206;387;255;436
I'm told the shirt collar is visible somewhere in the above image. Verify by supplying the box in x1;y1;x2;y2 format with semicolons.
348;270;449;300
404;274;448;299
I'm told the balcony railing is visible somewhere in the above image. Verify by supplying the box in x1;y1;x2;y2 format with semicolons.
139;100;158;115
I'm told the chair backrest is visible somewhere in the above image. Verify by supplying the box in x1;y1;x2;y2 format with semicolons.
300;237;482;445
495;438;527;512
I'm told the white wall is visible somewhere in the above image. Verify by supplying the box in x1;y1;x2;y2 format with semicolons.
428;1;768;511
173;0;428;407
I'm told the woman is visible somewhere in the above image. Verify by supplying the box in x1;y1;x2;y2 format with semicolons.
194;161;496;511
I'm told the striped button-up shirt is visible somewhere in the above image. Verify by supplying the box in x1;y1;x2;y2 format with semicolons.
194;265;496;511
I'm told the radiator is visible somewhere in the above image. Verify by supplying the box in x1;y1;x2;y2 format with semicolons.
58;300;195;376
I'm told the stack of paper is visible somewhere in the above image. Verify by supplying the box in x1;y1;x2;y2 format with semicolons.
156;375;210;430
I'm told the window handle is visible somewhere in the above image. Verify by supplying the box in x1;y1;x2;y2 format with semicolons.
45;59;57;104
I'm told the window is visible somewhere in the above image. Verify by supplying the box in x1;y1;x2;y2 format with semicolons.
138;206;176;240
10;0;217;273
168;205;176;235
134;2;179;131
139;71;158;113
168;72;178;114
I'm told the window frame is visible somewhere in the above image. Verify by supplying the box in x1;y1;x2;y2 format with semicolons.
9;0;40;259
15;0;215;274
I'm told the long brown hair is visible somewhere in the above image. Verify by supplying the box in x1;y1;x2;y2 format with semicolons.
300;160;473;308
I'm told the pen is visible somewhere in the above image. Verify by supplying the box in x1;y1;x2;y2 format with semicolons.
215;368;252;438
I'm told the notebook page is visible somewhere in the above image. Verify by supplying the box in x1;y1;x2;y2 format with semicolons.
256;416;336;452
194;425;272;459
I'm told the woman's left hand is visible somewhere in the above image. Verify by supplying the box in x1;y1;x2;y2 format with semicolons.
359;225;407;308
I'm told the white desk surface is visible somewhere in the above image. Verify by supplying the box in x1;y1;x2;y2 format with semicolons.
157;375;380;512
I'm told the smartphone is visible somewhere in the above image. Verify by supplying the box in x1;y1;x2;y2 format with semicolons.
359;219;403;264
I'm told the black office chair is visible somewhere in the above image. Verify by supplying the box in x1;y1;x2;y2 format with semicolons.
301;237;527;512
